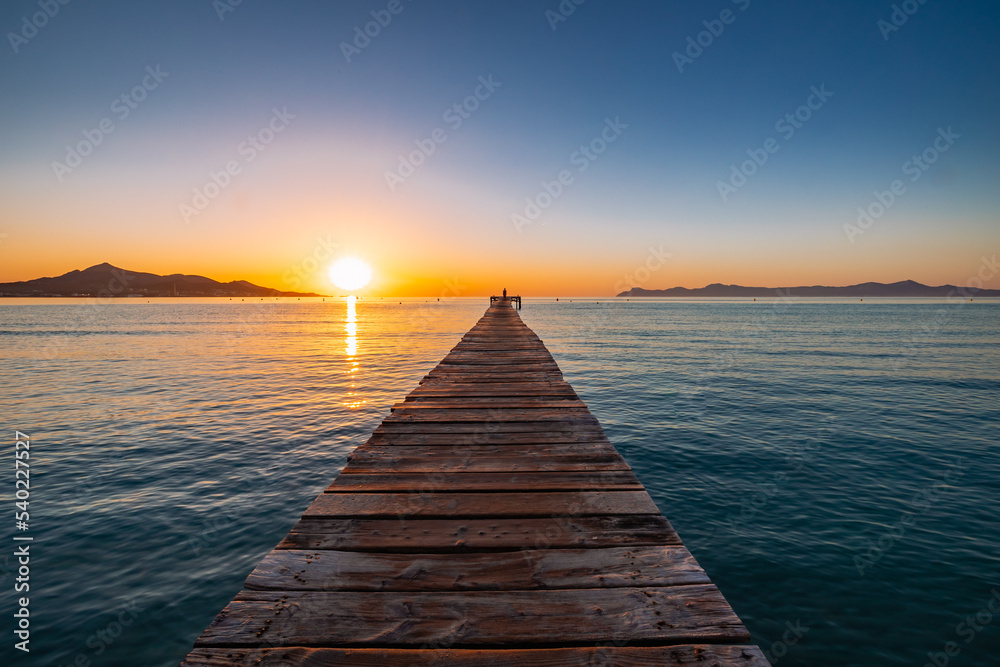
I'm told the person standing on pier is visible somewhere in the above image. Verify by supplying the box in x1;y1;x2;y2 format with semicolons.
503;288;507;298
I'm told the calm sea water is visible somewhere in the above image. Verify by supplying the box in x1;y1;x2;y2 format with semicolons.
1;297;998;666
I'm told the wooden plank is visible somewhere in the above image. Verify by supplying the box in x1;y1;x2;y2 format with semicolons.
450;344;549;351
438;359;559;367
245;546;707;592
277;515;681;551
363;431;611;444
374;422;607;434
407;388;578;398
302;490;662;519
442;350;554;357
342;456;630;473
184;645;771;667
425;370;563;378
343;444;629;472
420;374;563;383
349;442;618;457
393;400;588;409
193;585;751;647
384;409;599;423
326;470;643;492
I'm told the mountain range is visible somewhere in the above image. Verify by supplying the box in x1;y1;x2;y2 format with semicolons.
617;280;1000;298
0;263;323;297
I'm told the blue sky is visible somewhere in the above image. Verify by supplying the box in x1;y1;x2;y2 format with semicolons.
1;0;998;294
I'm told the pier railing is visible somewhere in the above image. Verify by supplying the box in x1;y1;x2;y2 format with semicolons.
490;294;521;309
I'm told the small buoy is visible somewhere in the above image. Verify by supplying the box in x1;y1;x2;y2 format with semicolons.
753;298;756;301
860;298;863;302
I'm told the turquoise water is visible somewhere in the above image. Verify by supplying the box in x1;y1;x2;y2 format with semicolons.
1;297;998;666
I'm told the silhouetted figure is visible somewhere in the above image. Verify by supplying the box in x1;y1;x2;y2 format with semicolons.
503;288;507;298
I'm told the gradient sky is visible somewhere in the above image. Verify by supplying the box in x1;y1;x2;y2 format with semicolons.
1;0;998;295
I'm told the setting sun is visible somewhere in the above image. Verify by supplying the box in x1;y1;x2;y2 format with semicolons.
328;257;373;292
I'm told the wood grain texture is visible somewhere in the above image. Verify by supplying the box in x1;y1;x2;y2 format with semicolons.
277;515;682;551
194;585;751;648
363;430;611;444
245;546;708;591
183;645;770;667
302;490;662;519
327;471;643;492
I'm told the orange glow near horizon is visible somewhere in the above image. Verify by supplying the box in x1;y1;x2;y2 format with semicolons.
1;122;996;296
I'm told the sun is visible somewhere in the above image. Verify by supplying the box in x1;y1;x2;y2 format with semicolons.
327;257;373;292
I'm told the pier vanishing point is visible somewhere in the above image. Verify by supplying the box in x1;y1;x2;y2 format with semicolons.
183;297;768;666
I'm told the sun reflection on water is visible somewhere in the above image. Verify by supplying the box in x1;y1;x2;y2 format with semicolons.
342;296;365;408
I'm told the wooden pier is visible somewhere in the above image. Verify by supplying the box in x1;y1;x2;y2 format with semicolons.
183;297;768;666
491;294;520;309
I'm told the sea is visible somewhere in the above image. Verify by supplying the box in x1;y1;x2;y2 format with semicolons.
0;296;997;666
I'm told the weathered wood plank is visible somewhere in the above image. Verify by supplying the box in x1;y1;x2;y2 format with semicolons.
183;644;770;667
363;431;611;445
194;585;751;647
408;387;577;399
349;441;618;457
277;515;681;551
302;490;662;519
326;470;643;492
343;455;630;473
384;409;599;423
374;422;607;434
430;361;556;368
421;378;564;386
393;400;588;409
244;546;707;592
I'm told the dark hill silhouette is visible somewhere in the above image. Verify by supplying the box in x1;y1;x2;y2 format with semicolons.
0;263;323;297
618;280;1000;298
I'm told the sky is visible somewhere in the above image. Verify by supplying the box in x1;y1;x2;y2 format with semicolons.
1;0;998;296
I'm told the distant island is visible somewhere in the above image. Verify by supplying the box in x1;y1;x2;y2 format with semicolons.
0;263;324;298
617;280;1000;298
